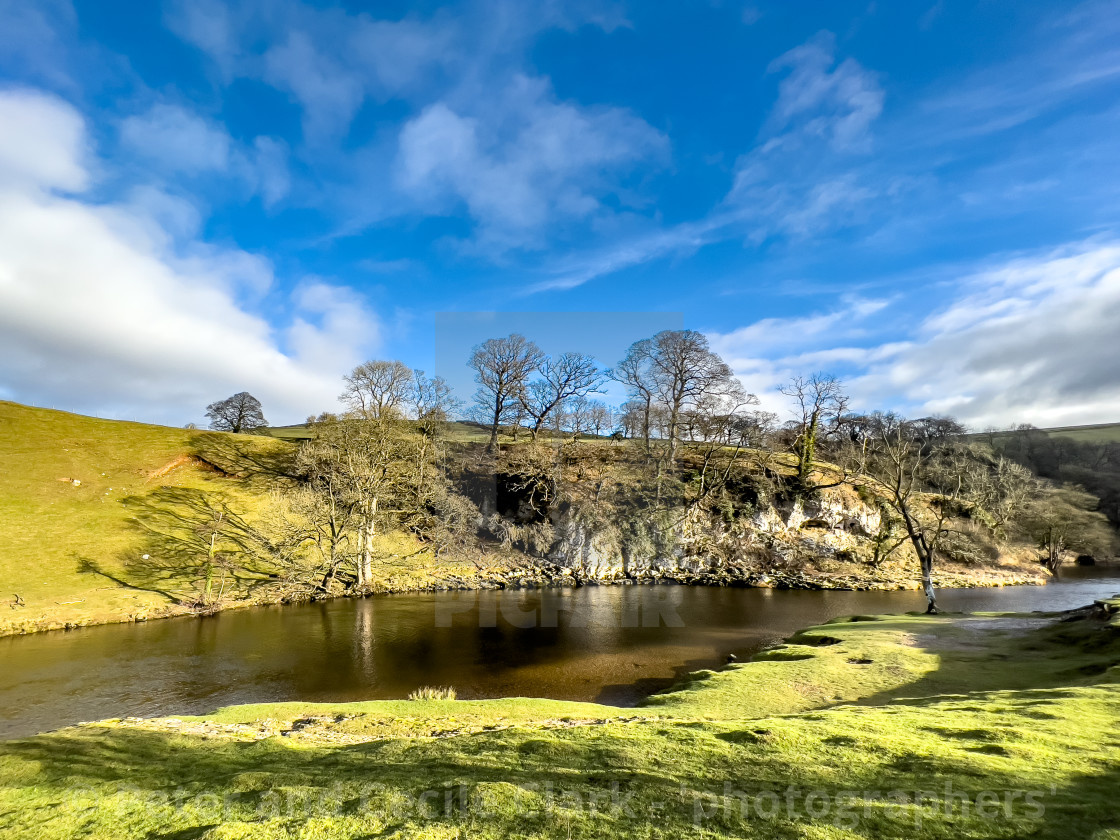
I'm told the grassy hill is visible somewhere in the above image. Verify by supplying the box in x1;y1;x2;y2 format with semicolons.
1040;422;1120;443
0;402;292;634
0;402;486;636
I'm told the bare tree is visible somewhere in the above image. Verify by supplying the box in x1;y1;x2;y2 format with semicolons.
853;412;960;613
617;399;647;440
296;413;428;589
288;448;357;593
521;352;605;438
408;370;460;432
780;374;849;489
613;330;740;464
586;401;613;436
341;360;414;418
468;334;544;453
205;392;268;434
611;339;655;450
1017;485;1115;577
682;391;763;501
648;330;741;464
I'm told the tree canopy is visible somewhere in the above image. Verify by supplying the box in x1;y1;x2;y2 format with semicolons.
205;392;268;434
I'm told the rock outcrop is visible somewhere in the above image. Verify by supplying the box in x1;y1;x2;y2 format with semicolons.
545;490;882;584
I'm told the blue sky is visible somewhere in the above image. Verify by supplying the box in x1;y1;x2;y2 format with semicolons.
1;0;1119;428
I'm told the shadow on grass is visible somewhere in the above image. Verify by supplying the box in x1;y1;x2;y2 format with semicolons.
2;707;1118;839
851;613;1120;710
189;432;299;484
78;487;287;606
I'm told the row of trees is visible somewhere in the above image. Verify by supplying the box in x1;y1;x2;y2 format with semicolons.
194;329;1114;613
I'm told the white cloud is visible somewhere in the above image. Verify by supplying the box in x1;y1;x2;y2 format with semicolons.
707;298;891;419
705;243;1120;429
0;0;77;88
765;31;883;152
0;88;375;425
852;242;1120;428
118;102;290;207
250;136;291;208
0;87;88;191
163;0;237;76
720;33;886;244
120;103;232;173
397;75;668;250
263;32;365;143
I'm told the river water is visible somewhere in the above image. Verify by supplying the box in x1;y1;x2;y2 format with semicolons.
1;568;1117;739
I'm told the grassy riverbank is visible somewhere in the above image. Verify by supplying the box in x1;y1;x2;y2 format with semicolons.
0;599;1116;838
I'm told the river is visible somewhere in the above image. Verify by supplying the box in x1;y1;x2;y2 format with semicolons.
1;568;1118;739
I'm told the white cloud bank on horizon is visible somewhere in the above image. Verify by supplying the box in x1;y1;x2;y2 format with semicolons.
709;242;1120;430
0;87;376;427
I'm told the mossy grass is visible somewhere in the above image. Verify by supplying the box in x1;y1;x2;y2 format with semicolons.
1;602;1117;838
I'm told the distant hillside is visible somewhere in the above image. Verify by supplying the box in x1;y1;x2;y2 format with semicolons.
974;421;1120;444
974;421;1120;526
269;419;494;444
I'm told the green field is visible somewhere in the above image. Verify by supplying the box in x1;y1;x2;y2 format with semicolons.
0;402;475;636
0;601;1117;839
0;401;273;634
974;421;1120;444
1038;422;1120;443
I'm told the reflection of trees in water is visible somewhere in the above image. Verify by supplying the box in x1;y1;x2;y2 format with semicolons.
352;601;376;680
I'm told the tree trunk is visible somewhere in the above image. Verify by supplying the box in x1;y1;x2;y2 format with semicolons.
361;498;377;586
641;396;652;454
900;507;939;613
355;523;367;589
487;398;501;453
1046;531;1064;578
920;552;938;614
798;412;819;486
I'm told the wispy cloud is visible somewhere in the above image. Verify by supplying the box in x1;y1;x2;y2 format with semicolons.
706;240;1120;428
397;75;668;252
762;31;883;152
852;240;1120;428
525;29;887;293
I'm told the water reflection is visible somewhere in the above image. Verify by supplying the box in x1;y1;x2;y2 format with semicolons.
1;569;1117;739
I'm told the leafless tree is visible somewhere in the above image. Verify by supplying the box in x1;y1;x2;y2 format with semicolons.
681;391;763;501
780;373;849;489
468;334;544;452
585;401;613;436
408;370;460;432
340;360;414;418
611;339;656;450
614;330;741;464
205;392;268;434
852;411;961;613
1017;485;1115;577
296;413;427;589
617;399;647;440
521;352;605;438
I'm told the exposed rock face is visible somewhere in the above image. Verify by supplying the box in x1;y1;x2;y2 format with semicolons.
549;520;624;580
547;491;882;584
